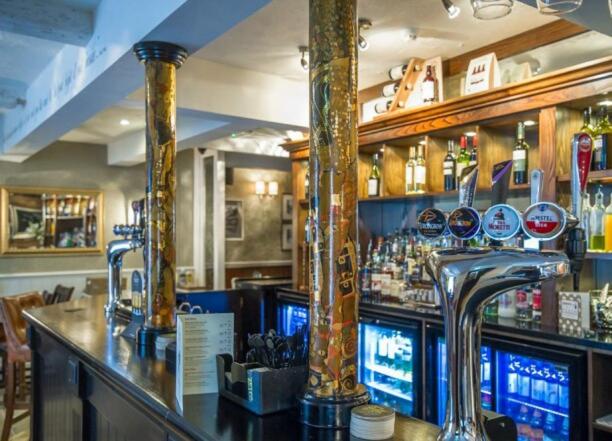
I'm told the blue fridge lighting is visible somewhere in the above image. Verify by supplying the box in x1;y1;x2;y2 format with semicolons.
279;304;308;336
359;323;417;416
497;351;570;441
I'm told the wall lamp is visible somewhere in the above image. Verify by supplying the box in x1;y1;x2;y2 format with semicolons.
441;0;461;19
255;180;279;197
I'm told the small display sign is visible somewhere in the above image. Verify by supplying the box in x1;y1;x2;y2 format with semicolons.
482;204;521;241
417;208;447;238
522;202;566;240
447;207;481;240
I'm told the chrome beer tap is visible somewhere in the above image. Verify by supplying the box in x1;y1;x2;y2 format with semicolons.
105;200;145;316
416;161;581;441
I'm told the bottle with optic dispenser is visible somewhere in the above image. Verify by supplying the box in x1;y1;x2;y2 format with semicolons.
581;191;591;249
605;194;612;251
590;186;606;250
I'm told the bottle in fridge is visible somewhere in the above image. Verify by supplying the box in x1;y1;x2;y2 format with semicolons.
358;318;420;417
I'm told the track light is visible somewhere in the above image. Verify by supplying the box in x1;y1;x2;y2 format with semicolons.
358;18;372;52
299;46;308;71
441;0;461;18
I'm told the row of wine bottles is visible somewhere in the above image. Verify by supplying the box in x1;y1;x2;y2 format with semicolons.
366;121;530;197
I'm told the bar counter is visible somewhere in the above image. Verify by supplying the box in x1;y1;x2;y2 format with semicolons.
24;296;440;441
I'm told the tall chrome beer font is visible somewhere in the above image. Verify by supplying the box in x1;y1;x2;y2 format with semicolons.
298;0;370;428
415;157;591;440
133;42;188;346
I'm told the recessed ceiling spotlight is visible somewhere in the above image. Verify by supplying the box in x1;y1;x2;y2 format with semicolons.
120;119;130;126
401;28;418;42
298;45;309;72
441;0;461;19
464;131;477;137
598;100;612;106
358;18;372;52
523;120;537;127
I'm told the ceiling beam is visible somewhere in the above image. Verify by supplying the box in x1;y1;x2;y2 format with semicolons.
0;78;27;109
0;0;271;162
0;0;93;46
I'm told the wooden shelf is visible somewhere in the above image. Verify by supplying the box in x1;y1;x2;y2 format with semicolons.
586;252;612;260
557;169;612;184
358;184;530;203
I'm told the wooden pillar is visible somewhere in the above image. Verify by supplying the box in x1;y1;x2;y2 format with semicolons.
300;0;369;428
133;42;187;336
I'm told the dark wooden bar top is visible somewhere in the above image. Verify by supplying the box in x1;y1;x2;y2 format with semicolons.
24;296;440;441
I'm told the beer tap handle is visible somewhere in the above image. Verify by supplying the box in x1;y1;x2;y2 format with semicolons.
565;133;593;289
530;169;543;205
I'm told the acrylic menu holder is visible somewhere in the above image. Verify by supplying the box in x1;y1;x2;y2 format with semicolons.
175;313;234;410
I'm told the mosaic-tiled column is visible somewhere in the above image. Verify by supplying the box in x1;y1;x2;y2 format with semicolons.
133;42;187;342
299;0;370;428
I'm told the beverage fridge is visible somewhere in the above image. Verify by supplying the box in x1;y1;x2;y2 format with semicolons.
426;326;587;440
358;315;421;418
276;291;309;336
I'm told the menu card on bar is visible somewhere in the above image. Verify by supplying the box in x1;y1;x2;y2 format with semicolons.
176;313;234;409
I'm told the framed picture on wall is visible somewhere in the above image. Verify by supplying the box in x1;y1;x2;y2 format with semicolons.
225;199;244;241
282;194;293;221
281;223;293;251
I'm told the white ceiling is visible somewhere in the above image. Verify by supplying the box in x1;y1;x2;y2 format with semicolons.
196;0;557;88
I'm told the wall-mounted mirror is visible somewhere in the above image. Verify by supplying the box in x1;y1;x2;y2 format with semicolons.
0;187;104;255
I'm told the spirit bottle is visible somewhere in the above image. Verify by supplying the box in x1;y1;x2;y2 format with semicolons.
414;144;427;193
590;186;606;250
593;106;610;171
388;64;408;81
405;146;416;193
368;153;381;197
581;191;591;249
443;140;457;191
513;122;529;185
469;135;478;167
581;107;595;136
422;65;436;104
606;194;612;251
456;136;470;185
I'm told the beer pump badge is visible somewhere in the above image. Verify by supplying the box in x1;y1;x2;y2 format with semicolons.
482;204;521;241
417;208;446;238
448;207;481;240
522;202;566;240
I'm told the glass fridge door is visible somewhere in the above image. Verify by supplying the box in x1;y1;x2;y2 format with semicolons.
358;321;419;417
496;351;571;441
277;302;308;336
436;337;493;426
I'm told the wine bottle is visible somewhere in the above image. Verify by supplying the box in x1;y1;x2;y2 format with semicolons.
405;146;416;194
513;122;529;185
580;107;595;136
382;82;400;97
415;144;426;193
388;64;408;81
443;140;457;191
456;136;470;185
374;100;392;114
469;134;478;166
590;186;605;250
368;153;381;197
592;107;609;171
421;65;436;104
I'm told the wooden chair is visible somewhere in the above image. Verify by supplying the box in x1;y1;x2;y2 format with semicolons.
0;292;44;441
53;284;74;304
